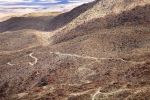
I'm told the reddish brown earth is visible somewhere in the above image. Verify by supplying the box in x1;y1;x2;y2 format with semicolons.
0;0;150;100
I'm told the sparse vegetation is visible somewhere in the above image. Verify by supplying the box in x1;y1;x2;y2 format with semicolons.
0;0;150;100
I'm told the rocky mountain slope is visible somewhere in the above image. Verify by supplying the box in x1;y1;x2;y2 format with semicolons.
51;0;150;44
0;0;150;100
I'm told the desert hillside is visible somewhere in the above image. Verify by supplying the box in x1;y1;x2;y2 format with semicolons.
0;12;61;32
0;0;150;100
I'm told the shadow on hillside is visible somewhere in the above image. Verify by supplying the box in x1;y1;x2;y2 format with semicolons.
0;16;52;32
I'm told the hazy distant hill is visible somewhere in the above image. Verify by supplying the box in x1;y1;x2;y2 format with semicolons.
0;0;150;100
0;12;60;32
0;1;96;32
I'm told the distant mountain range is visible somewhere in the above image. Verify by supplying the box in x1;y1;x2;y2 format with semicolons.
0;0;94;18
0;0;94;10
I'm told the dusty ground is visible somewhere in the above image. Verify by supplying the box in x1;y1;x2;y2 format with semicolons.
0;0;150;100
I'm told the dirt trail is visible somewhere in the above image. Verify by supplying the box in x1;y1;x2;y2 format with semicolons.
49;52;146;64
29;53;38;66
